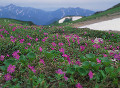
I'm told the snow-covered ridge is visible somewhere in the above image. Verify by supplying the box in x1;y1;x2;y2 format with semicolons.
79;17;120;31
59;16;82;23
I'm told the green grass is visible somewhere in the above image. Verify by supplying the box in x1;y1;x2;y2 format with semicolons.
0;18;34;26
0;19;120;88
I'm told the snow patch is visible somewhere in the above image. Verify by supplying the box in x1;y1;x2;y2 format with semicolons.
59;16;82;23
72;16;82;21
59;17;71;23
79;17;120;31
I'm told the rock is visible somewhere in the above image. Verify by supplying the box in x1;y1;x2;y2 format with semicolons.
0;73;2;77
108;50;120;54
94;38;103;44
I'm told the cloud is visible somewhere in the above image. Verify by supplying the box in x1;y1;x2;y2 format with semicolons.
0;0;120;11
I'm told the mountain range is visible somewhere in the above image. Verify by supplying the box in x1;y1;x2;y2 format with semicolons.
0;4;95;25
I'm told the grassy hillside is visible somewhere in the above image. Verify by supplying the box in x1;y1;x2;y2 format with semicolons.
0;18;34;26
51;3;120;26
0;18;120;88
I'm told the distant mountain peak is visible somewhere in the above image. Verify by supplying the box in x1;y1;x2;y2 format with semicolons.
6;4;16;8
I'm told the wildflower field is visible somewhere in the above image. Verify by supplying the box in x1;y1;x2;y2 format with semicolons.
0;21;120;88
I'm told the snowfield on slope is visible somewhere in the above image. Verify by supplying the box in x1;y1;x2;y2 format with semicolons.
79;17;120;31
59;16;82;23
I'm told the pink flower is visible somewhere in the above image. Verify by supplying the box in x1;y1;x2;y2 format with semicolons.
96;58;101;63
80;46;85;51
29;37;32;40
19;39;24;43
77;39;80;44
58;43;64;46
12;50;20;60
56;34;58;39
91;39;94;43
59;48;65;54
110;45;112;48
39;47;42;52
27;43;31;46
67;55;71;64
7;64;16;73
85;43;87;46
44;33;48;35
4;73;12;81
0;55;5;61
72;38;75;43
51;47;54;50
12;27;16;31
25;47;28;49
117;46;119;49
56;69;64;74
51;42;56;47
42;39;46;42
62;54;68;57
28;65;36;73
88;70;93;79
64;73;68;80
7;54;9;57
93;44;100;49
104;47;107;49
76;83;83;88
76;61;81;65
103;54;107;57
35;38;38;41
110;52;114;56
39;59;45;65
84;32;87;35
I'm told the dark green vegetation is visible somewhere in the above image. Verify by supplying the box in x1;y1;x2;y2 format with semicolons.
0;18;34;26
0;18;120;88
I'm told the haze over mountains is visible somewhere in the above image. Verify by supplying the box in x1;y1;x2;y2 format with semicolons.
0;4;95;25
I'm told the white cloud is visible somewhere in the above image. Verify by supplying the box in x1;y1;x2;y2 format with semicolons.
0;0;120;11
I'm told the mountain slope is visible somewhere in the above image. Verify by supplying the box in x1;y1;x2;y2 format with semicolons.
0;4;95;25
55;3;120;27
0;18;34;25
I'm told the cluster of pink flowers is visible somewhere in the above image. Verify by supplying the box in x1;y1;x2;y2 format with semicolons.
51;42;56;47
39;59;45;65
58;42;64;46
114;53;120;60
0;55;5;61
96;58;101;63
27;43;31;46
80;46;85;51
88;70;93;79
12;50;20;60
28;65;36;73
7;64;16;73
44;33;48;35
93;44;100;49
10;36;16;43
39;47;42;52
56;69;68;80
12;27;16;31
76;83;83;88
0;34;4;39
4;64;16;81
35;38;38;41
59;48;65;54
19;39;24;43
4;73;12;81
42;37;48;42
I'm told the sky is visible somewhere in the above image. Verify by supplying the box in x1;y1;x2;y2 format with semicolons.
0;0;120;11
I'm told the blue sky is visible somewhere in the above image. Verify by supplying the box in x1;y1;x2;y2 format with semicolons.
0;0;120;11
